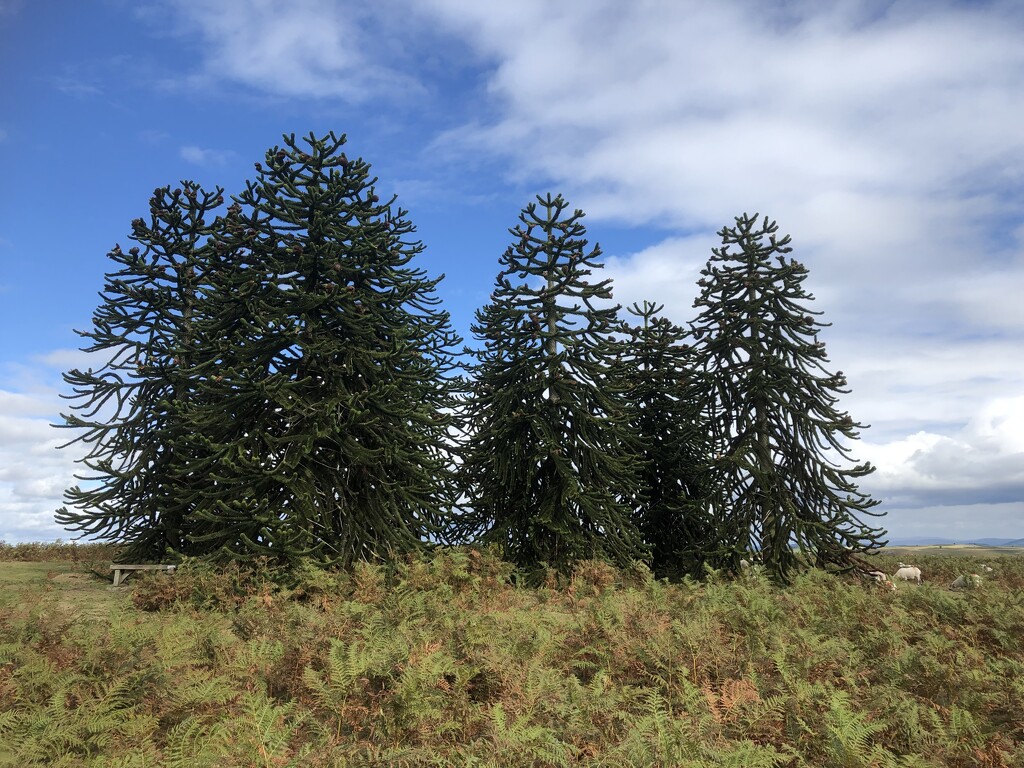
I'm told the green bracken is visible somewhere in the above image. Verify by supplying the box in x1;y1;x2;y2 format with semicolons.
1;546;1022;767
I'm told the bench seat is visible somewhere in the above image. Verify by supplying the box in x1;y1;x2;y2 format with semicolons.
110;563;177;586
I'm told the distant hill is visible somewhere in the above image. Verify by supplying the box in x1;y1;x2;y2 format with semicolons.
970;538;1024;547
885;537;1024;547
886;537;958;546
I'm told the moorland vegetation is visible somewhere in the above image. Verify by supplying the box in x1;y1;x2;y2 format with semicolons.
1;542;1022;766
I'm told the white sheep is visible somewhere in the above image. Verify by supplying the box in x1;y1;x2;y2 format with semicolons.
866;570;897;591
894;565;922;583
738;558;765;574
951;574;982;590
980;564;994;573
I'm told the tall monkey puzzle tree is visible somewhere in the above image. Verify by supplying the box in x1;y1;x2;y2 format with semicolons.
57;132;460;567
616;301;713;579
56;182;224;561
688;213;885;581
455;194;646;575
178;132;461;566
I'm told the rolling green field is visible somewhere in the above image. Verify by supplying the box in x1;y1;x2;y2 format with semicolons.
1;543;1022;767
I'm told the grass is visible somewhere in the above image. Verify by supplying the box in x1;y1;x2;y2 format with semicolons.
0;542;1022;766
885;544;1023;558
0;561;126;618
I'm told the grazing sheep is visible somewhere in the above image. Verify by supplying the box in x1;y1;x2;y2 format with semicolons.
738;558;765;574
951;574;982;590
980;564;994;573
894;565;922;584
866;570;897;591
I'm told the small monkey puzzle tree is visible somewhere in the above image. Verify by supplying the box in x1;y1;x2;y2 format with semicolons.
616;301;713;579
688;213;886;581
455;194;646;575
56;181;223;561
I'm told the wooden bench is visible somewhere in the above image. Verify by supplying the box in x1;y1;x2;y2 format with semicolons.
110;563;176;586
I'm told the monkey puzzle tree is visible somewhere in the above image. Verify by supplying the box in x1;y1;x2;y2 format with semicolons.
56;181;224;561
176;132;461;566
454;194;646;575
615;301;713;579
688;213;885;581
57;132;460;567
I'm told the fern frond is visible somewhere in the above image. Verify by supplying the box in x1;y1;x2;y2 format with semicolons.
823;690;887;766
164;716;229;768
237;691;307;766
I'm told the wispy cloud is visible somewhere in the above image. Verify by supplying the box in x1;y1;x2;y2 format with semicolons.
139;129;170;145
180;145;233;167
34;348;109;372
6;1;1022;542
603;236;710;314
161;0;427;102
50;75;102;98
418;0;1024;526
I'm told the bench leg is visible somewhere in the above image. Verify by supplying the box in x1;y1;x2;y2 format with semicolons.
112;569;123;586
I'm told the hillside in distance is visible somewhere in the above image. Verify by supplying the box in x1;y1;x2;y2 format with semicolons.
971;537;1024;547
886;536;1023;547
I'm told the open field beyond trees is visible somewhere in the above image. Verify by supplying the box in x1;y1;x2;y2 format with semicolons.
1;542;1022;767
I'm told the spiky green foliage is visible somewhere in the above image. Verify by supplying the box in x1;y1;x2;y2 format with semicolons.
174;132;460;566
56;132;460;567
616;301;714;580
55;182;224;561
688;213;885;580
455;194;646;574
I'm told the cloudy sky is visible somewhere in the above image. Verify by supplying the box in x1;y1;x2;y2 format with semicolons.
1;0;1022;544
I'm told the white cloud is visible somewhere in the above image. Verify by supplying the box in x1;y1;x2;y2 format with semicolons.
6;1;1024;543
34;347;105;371
163;0;426;101
423;3;1024;224
425;1;1024;198
602;235;710;315
0;346;142;543
859;396;1024;508
0;381;84;544
180;145;233;167
967;396;1024;454
51;76;103;98
420;1;1024;373
417;0;1024;536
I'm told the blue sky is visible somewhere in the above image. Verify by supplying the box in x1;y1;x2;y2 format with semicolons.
1;0;1022;544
